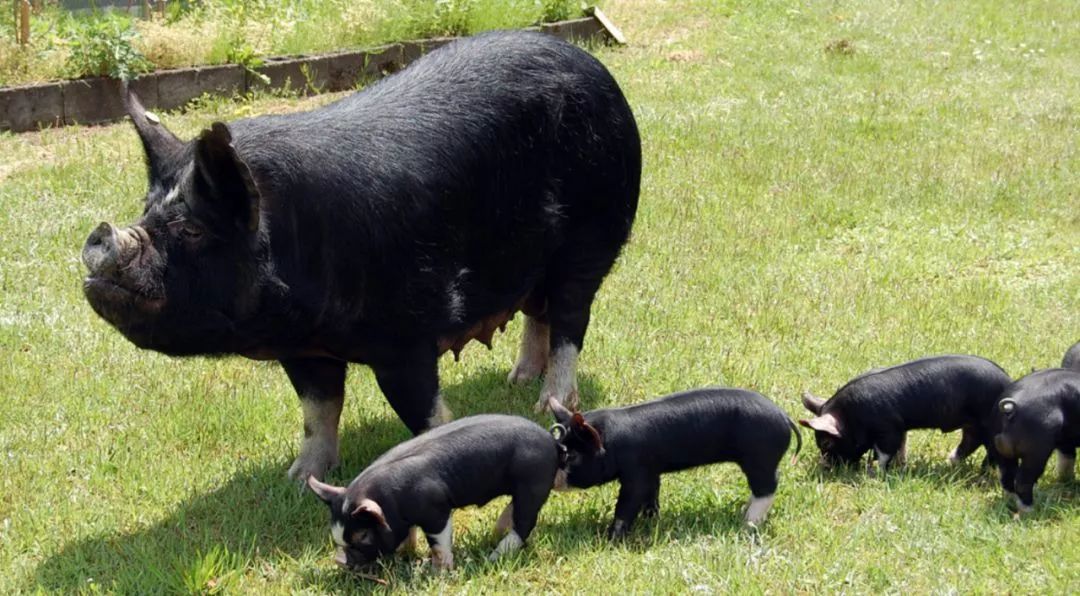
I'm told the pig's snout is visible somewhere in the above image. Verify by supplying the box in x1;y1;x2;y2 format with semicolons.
83;222;142;277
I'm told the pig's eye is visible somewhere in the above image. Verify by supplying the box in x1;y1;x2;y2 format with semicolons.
566;452;581;465
169;219;205;243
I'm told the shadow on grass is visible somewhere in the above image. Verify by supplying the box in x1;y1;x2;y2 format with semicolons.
32;370;606;593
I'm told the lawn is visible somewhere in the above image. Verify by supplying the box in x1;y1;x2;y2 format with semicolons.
2;0;1079;593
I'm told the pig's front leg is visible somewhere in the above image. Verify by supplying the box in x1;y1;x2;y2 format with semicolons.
998;457;1019;503
372;347;451;435
282;357;346;481
423;515;454;571
640;476;661;519
608;474;656;539
1014;449;1053;514
872;432;906;473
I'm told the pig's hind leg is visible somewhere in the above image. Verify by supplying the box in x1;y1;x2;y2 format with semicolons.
641;476;661;518
1057;448;1076;481
740;462;780;526
535;245;622;412
949;426;981;465
489;483;550;560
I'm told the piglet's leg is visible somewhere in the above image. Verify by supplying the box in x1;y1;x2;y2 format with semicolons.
1014;449;1053;514
425;517;454;571
872;432;906;473
742;465;779;527
608;475;654;539
490;483;549;561
1057;448;1076;481
949;427;981;465
641;476;661;518
282;358;346;482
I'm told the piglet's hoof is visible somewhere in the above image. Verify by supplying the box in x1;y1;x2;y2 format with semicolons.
606;519;629;540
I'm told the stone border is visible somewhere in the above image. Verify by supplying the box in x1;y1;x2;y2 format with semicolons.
0;12;620;133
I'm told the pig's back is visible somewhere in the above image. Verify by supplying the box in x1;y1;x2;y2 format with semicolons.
832;355;1011;431
607;388;792;472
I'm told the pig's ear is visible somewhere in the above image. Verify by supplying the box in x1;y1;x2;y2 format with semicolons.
571;413;605;454
123;84;184;185
193;122;262;233
548;396;573;425
801;391;826;415
350;498;391;531
799;413;842;437
306;476;346;504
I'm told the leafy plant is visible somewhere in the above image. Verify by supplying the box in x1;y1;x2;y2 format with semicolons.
64;18;153;80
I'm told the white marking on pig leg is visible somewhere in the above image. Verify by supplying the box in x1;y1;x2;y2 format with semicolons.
745;494;776;526
494;503;514;536
426;394;453;429
508;316;550;384
875;448;892;471
428;519;454;571
948;446;961;465
536;343;579;412
1057;452;1075;480
288;399;341;481
488;530;524;561
331;522;347;547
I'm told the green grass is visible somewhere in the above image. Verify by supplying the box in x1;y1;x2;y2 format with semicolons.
2;0;1079;592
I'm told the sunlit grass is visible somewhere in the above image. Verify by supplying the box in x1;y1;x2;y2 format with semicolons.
1;0;1078;592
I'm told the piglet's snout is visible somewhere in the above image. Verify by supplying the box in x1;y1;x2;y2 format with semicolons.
333;548;349;568
82;222;143;277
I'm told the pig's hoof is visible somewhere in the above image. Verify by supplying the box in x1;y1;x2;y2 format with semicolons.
507;360;544;385
288;443;339;483
606;519;629;540
430;550;454;571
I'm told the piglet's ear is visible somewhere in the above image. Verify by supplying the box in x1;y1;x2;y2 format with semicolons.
351;498;391;532
194;122;262;233
571;413;605;454
799;413;842;438
548;396;573;425
307;476;346;504
801;391;826;415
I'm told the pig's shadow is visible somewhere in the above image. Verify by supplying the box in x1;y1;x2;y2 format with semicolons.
809;455;1080;521
32;370;605;593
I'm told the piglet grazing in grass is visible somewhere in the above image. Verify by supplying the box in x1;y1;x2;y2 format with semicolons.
548;388;801;538
307;415;561;571
994;368;1080;513
799;355;1013;471
1062;341;1080;371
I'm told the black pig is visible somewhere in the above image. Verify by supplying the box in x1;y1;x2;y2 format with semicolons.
307;415;561;570
548;388;801;537
994;369;1080;513
81;31;640;481
800;355;1012;471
